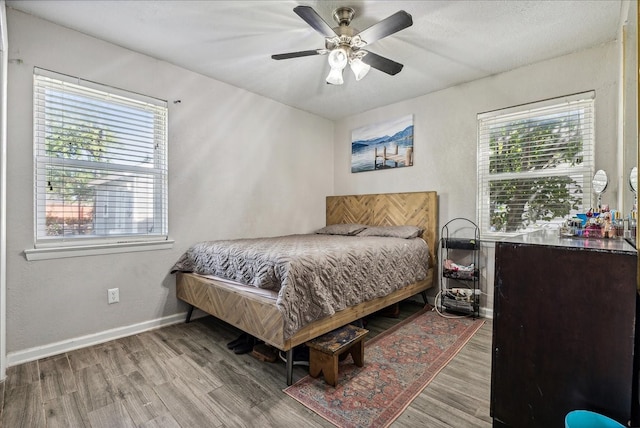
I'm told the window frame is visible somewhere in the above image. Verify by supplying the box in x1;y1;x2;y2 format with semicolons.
476;92;596;239
26;68;172;260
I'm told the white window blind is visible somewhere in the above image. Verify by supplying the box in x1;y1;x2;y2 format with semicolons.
33;68;168;247
477;92;595;236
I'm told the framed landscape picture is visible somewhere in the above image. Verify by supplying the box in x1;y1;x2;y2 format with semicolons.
351;114;414;173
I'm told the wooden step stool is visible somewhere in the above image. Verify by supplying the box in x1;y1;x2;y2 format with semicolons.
306;324;369;386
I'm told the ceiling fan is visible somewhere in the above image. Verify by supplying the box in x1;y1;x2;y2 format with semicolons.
272;5;413;85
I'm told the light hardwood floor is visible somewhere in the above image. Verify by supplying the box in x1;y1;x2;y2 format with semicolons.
0;301;492;427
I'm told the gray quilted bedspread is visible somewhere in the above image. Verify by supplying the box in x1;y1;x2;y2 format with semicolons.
171;234;430;339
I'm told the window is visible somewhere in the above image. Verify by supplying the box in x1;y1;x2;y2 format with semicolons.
33;68;168;249
477;92;595;236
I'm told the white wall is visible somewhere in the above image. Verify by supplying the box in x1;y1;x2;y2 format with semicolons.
622;0;638;213
0;0;7;380
333;41;621;314
5;9;333;361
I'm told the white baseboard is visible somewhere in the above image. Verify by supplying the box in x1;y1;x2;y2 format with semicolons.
6;310;204;368
5;302;492;370
480;307;494;319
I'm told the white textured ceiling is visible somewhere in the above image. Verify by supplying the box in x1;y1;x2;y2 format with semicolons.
7;0;624;120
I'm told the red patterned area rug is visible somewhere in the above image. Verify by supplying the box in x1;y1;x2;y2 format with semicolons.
283;308;485;428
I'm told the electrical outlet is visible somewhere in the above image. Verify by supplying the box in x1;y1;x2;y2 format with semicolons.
108;288;119;304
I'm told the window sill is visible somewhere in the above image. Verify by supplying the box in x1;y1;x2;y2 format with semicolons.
24;239;175;261
481;229;563;244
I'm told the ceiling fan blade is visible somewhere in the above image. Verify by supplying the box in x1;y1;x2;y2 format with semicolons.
271;50;324;60
357;11;413;44
293;5;336;38
361;51;404;75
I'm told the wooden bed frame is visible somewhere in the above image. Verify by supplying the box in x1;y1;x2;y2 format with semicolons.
176;191;438;384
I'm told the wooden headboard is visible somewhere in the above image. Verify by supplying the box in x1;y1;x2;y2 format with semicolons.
326;191;438;269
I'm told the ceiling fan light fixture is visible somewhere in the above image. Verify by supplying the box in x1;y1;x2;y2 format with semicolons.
327;47;348;70
326;67;344;85
273;6;412;85
350;58;371;81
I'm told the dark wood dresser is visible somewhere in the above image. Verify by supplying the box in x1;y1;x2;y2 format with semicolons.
491;234;637;427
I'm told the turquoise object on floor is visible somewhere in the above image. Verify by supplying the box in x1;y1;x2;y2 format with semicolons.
565;410;625;428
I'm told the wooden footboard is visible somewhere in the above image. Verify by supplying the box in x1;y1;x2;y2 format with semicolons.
283;272;433;349
176;272;287;348
176;270;433;351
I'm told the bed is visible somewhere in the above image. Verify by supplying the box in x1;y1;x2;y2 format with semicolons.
172;191;438;384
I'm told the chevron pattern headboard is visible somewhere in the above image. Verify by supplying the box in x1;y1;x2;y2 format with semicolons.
326;191;438;268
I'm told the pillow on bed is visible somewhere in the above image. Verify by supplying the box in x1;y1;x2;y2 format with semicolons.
357;225;423;239
315;223;368;236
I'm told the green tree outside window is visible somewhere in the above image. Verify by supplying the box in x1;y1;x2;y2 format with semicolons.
45;118;115;236
483;104;591;233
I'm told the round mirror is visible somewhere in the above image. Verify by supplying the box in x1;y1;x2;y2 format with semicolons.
629;167;637;193
592;170;608;194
